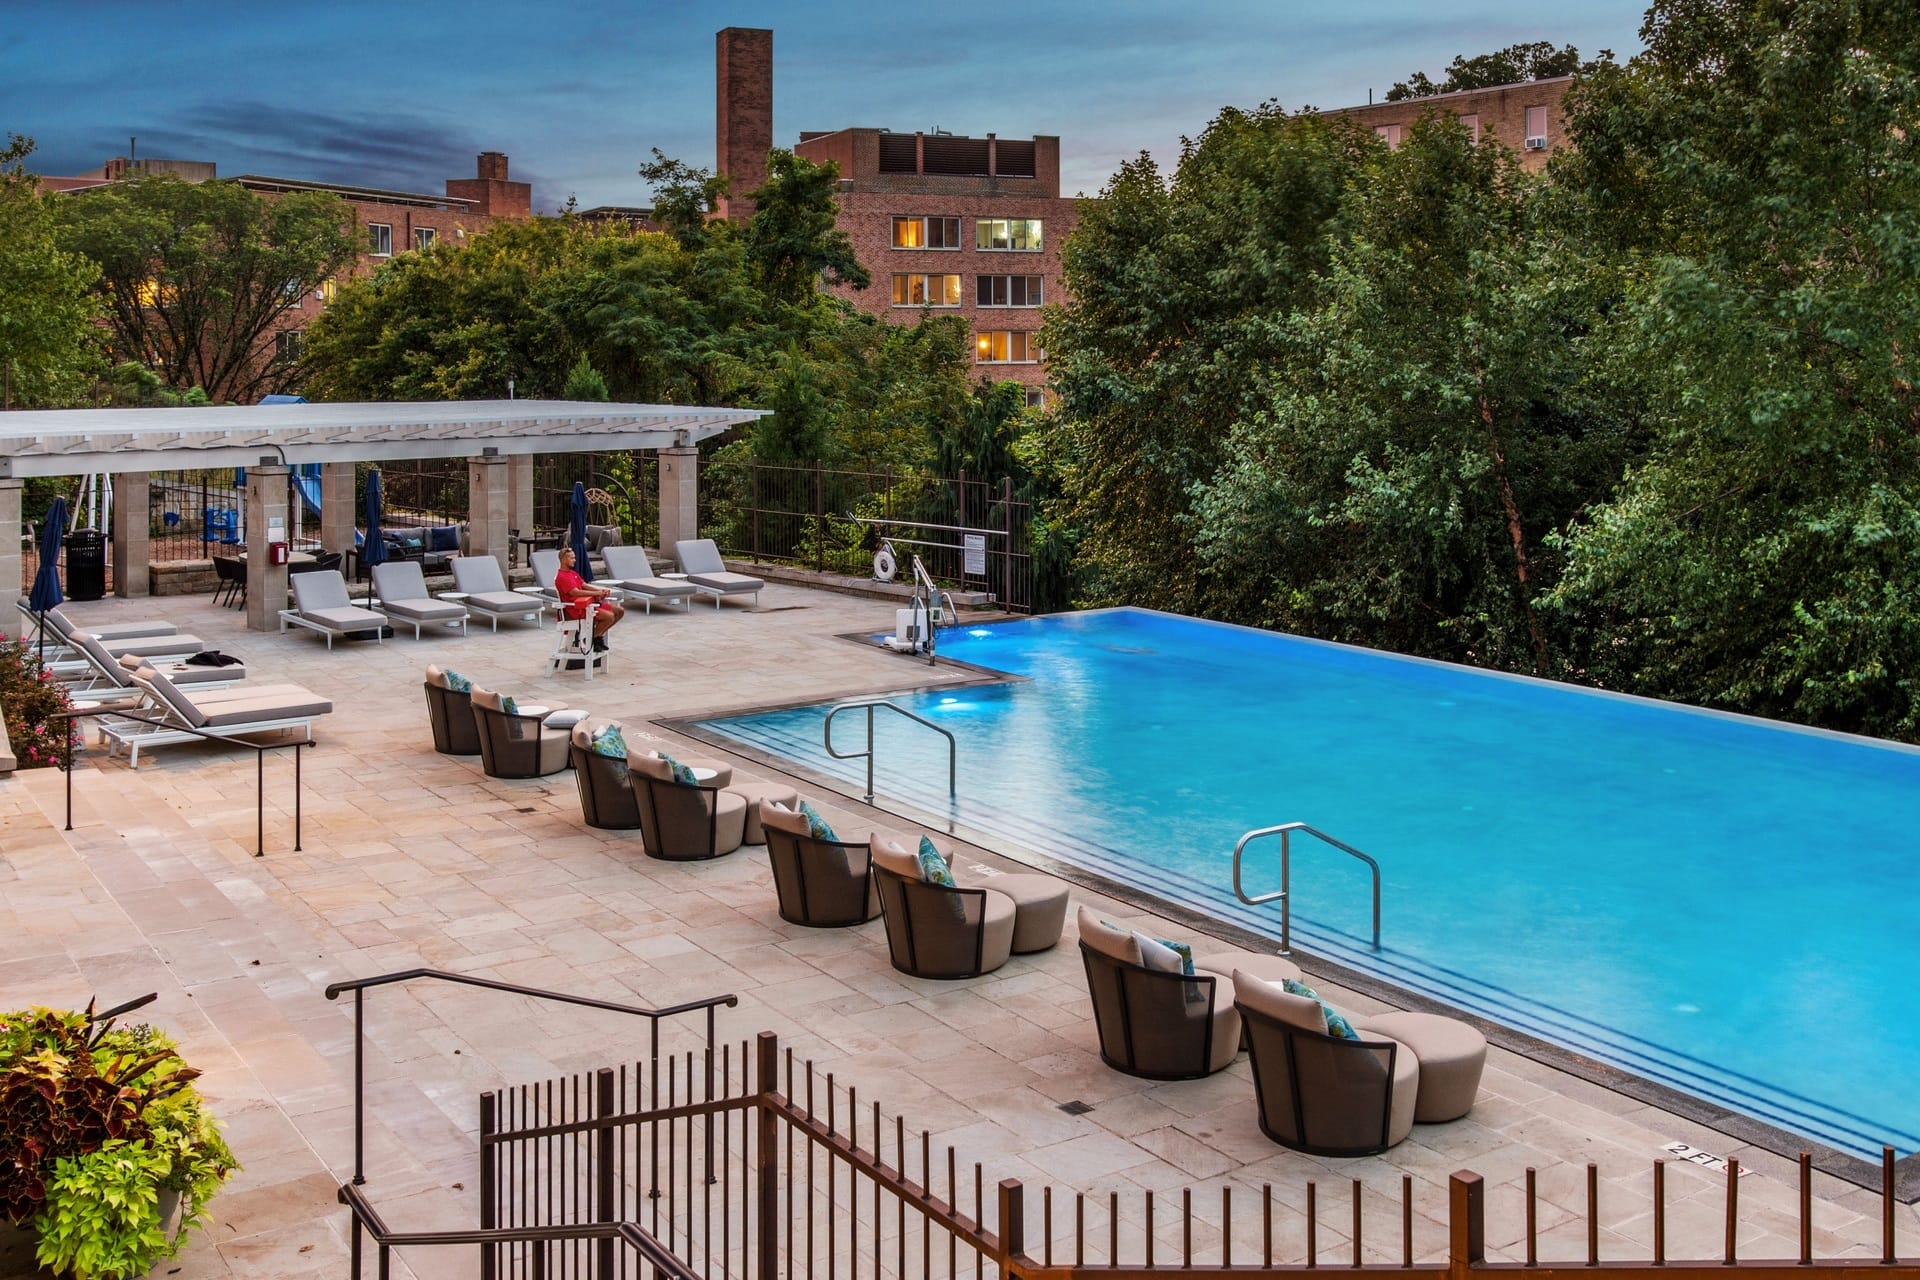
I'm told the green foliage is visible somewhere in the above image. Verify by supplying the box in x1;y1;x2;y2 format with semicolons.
1046;107;1368;611
0;135;105;407
637;149;728;249
98;361;208;407
563;352;610;401
50;173;358;403
1387;41;1607;100
0;638;79;770
742;150;870;305
0;1002;237;1279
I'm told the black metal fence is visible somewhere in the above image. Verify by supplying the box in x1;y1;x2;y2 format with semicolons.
699;459;1033;613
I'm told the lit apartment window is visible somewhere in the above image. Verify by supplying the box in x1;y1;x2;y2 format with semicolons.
976;331;1039;364
977;275;1044;307
414;227;436;250
893;216;961;249
315;278;338;304
1460;113;1481;144
1525;106;1548;150
892;274;962;306
975;219;1043;252
1374;124;1403;148
368;223;393;256
275;330;304;362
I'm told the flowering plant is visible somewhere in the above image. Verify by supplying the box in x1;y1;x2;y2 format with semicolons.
0;637;79;769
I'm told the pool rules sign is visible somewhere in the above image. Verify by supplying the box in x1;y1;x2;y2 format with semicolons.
963;534;986;576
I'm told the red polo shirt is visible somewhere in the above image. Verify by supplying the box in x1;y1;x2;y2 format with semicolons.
554;567;590;620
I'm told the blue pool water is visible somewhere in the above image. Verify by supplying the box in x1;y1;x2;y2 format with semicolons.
699;608;1920;1159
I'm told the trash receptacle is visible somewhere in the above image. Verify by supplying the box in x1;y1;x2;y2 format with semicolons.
64;528;106;601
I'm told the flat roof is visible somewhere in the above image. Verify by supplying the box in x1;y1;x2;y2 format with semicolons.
234;174;478;210
1323;74;1576;115
0;399;768;477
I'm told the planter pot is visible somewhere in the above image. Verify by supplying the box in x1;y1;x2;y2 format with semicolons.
156;1188;183;1240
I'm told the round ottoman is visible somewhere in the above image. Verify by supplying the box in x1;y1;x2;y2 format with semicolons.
1193;951;1303;993
725;781;801;846
1356;1011;1486;1123
988;874;1070;953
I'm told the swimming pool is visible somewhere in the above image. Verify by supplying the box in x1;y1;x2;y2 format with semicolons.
698;608;1920;1161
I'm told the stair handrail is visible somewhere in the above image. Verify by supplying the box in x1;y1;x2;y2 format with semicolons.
824;697;958;803
1231;821;1382;956
338;1181;701;1280
324;969;737;1186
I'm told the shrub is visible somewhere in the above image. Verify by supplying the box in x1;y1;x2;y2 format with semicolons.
0;637;78;769
0;1001;238;1278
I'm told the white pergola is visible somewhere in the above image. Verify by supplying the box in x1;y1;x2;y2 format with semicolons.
0;399;769;629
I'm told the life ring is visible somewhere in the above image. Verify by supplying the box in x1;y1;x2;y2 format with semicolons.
872;545;897;582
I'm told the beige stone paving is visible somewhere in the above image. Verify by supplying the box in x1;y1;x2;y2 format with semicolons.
2;582;1914;1278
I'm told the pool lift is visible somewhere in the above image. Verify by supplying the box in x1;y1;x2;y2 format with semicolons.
879;543;957;666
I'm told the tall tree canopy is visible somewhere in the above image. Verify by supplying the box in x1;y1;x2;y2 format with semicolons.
51;174;357;404
0;135;103;407
1387;41;1606;100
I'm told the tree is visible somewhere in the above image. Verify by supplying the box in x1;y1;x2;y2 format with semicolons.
637;149;729;250
741;150;869;306
563;352;609;401
1043;107;1367;612
1190;118;1634;672
1386;42;1606;100
1544;0;1920;739
0;135;103;407
51;174;358;403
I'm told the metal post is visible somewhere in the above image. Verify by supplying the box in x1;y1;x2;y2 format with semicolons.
480;1092;498;1280
64;713;74;831
595;1069;616;1278
1280;828;1292;955
1002;475;1014;605
751;457;760;564
999;1180;1026;1274
865;705;875;802
756;1033;779;1280
294;743;303;852
814;460;824;571
352;987;366;1184
256;748;264;856
1448;1173;1484;1280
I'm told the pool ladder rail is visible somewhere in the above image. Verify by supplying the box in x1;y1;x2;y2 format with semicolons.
1232;821;1382;956
824;698;958;805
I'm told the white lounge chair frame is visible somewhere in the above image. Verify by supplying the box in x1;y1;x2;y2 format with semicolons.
103;672;327;768
370;561;470;640
447;555;550;631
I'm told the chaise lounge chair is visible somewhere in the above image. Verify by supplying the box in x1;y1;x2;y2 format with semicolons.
104;666;332;767
672;539;763;608
27;602;180;645
448;555;547;631
371;561;470;640
600;546;696;614
61;630;246;700
280;571;388;649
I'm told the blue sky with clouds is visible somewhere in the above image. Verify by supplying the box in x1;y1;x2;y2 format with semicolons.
4;1;1645;212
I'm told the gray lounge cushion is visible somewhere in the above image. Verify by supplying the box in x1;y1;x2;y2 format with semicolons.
600;546;656;580
52;609;176;642
450;555;511;595
197;689;334;727
380;596;468;623
674;539;728;575
616;576;697;599
464;590;540;615
301;604;387;631
100;633;205;660
372;562;465;623
687;570;764;593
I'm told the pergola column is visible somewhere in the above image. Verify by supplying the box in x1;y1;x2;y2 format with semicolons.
468;453;510;574
110;471;150;598
0;477;21;628
658;445;698;554
508;455;534;564
244;462;290;631
320;462;356;558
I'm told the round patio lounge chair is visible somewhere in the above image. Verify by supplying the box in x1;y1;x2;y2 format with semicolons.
762;801;880;928
868;840;1015;979
1077;908;1239;1080
423;665;480;756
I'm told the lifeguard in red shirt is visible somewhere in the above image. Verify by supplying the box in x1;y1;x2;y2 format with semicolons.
554;546;625;651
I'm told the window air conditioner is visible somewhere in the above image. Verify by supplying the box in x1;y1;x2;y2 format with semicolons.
1525;136;1549;150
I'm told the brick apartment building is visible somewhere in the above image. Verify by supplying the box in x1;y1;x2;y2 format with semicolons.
714;27;1077;402
1320;76;1574;172
44;151;532;387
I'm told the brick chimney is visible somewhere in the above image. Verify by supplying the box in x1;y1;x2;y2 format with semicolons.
715;27;773;223
446;152;531;219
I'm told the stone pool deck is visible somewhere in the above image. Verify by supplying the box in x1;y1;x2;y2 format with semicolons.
0;583;1911;1278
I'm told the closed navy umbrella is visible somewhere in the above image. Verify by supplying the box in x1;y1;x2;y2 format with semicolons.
568;481;594;583
361;469;387;574
28;497;67;659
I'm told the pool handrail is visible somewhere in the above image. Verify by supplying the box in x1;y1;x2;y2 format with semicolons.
1232;821;1382;956
824;698;957;804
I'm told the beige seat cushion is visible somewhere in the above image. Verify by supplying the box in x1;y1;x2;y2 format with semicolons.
1207;998;1244;1074
869;836;924;881
424;664;450;689
761;800;810;838
726;780;800;845
1076;904;1142;965
197;689;333;727
713;789;749;855
1355;1011;1486;1123
1195;951;1303;1005
986;873;1067;953
1232;968;1329;1033
979;887;1017;974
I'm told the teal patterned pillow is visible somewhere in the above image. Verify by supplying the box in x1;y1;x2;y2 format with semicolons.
799;800;837;841
442;668;473;694
1152;939;1196;977
500;694;518;716
916;835;957;887
1281;978;1359;1040
656;751;698;786
589;725;628;759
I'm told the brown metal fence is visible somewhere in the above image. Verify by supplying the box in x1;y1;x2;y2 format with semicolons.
464;1031;1917;1280
699;459;1034;613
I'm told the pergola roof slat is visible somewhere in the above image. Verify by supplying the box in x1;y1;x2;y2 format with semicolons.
0;399;766;477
